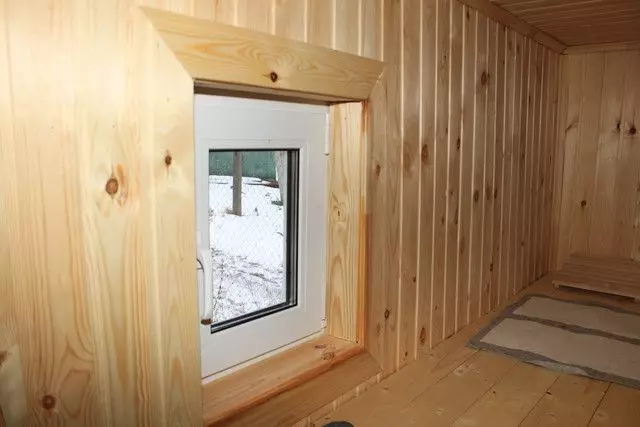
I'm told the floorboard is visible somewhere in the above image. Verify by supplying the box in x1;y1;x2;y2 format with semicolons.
317;276;640;427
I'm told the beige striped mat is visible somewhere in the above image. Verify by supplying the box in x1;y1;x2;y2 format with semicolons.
468;295;640;388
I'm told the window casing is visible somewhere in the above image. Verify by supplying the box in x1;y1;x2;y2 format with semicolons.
195;95;328;378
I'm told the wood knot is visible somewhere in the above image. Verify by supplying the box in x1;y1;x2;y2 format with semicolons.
421;144;430;164
616;121;621;133
466;10;470;20
489;262;494;272
456;137;461;151
164;152;172;167
580;199;587;208
630;125;637;135
473;189;479;202
322;351;335;361
105;177;119;196
412;276;416;283
375;163;382;176
200;318;212;325
269;71;278;82
0;350;6;366
384;308;391;319
419;327;427;345
314;344;328;349
42;395;56;410
481;71;489;86
494;187;498;199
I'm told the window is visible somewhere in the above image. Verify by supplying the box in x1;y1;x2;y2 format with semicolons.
195;95;328;378
205;149;299;331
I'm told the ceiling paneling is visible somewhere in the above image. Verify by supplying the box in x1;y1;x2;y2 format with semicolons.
491;0;640;46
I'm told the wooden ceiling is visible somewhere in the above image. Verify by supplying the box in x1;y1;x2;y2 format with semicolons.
491;0;640;46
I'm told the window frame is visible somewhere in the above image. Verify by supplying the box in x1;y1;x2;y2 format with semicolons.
195;95;329;378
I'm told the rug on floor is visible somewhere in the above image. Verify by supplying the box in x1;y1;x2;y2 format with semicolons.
468;294;640;389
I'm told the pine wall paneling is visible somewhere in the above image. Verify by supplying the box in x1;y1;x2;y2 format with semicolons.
0;0;561;424
554;49;640;268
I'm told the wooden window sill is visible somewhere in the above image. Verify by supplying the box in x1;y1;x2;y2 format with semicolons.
202;334;380;426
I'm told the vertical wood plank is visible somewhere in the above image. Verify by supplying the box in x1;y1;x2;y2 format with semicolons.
480;19;496;316
510;32;524;296
614;52;640;259
555;54;584;268
515;36;530;292
522;40;537;288
490;24;505;311
275;0;308;42
236;0;275;33
335;0;360;54
430;0;450;347
569;53;604;256
468;10;487;322
417;0;437;353
308;0;334;48
444;0;463;338
536;49;550;279
365;0;388;369
456;5;476;329
382;0;402;373
588;52;627;256
326;103;364;343
500;28;515;303
399;0;421;366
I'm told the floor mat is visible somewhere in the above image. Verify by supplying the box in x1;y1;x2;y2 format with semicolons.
468;295;640;389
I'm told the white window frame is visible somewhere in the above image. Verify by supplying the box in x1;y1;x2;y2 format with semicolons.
195;94;328;378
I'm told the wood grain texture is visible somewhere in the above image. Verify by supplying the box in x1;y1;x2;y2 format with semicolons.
141;7;384;101
492;0;640;46
216;351;380;427
589;384;640;427
457;0;565;52
553;49;640;267
399;0;421;366
0;0;562;424
327;103;365;342
313;276;640;426
520;375;608;427
202;335;361;425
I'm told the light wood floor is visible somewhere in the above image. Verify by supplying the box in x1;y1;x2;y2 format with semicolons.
318;276;640;427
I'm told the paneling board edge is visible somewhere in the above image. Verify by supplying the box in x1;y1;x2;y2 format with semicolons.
564;41;640;55
457;0;566;53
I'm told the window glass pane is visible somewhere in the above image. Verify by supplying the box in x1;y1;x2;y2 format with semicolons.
208;149;298;330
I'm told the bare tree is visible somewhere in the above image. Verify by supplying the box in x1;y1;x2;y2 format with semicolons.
232;152;242;215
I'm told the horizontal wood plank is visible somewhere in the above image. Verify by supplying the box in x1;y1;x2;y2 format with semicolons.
141;7;384;102
202;335;363;425
215;350;380;426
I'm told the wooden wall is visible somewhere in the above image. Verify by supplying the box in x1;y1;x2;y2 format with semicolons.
553;49;640;268
366;0;561;375
0;0;560;425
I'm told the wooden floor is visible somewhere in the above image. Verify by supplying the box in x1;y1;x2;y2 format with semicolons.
317;276;640;427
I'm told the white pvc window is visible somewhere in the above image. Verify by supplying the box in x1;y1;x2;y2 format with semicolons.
195;94;328;378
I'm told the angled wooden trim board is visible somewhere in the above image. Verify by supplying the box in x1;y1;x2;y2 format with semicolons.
140;7;385;102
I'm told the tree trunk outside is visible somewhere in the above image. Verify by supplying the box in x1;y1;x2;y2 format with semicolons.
232;152;242;216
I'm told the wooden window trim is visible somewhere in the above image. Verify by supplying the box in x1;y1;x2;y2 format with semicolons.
201;335;379;426
141;7;385;425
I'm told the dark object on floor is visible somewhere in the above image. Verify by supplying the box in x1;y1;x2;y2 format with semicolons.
323;422;354;427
